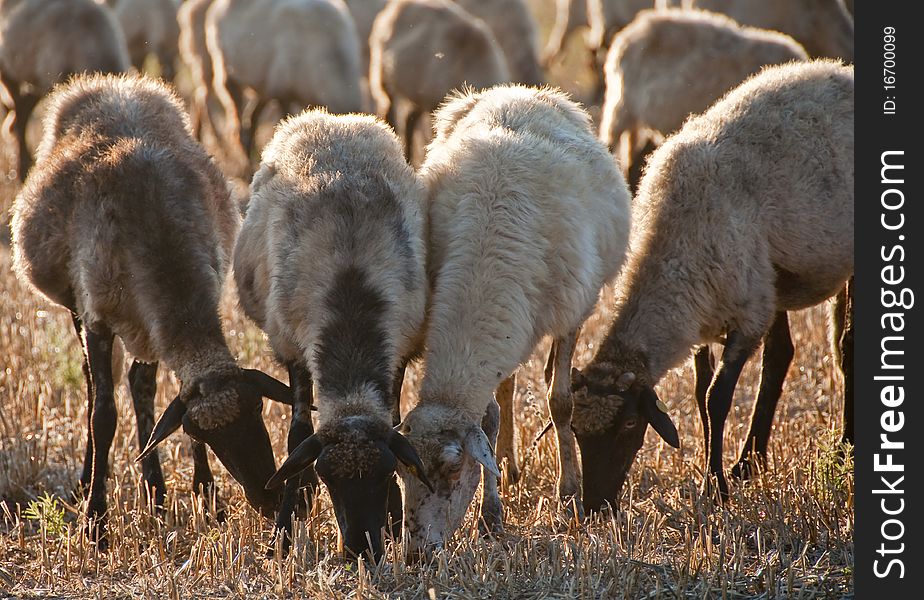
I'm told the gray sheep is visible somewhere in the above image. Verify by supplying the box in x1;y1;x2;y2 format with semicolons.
233;109;431;560
571;60;854;511
0;0;129;180
599;8;807;191
11;74;292;538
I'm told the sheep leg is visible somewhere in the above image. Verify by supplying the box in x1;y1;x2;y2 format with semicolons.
541;2;571;66
128;360;167;508
692;345;714;458
703;331;759;502
479;397;504;534
833;280;854;452
71;313;94;497
386;361;409;537
494;373;519;485
274;361;319;553
732;312;793;480
549;329;583;519
191;440;224;521
84;325;117;541
241;97;269;160
4;78;39;181
403;107;422;164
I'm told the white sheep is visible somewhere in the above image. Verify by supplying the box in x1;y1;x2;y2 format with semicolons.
368;0;509;162
205;0;363;161
0;0;129;180
111;0;181;80
599;8;807;190
177;0;216;140
454;0;545;86
684;0;854;62
232;109;432;560
11;73;293;537
397;84;631;552
570;60;854;511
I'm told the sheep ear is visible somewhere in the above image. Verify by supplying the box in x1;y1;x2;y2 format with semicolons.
640;387;679;449
243;369;293;405
464;426;501;479
388;428;434;493
137;395;186;461
265;434;324;489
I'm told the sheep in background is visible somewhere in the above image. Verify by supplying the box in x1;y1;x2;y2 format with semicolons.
232;110;432;560
599;9;807;192
11;74;293;537
455;0;545;85
543;0;588;66
0;0;129;181
206;0;363;163
178;0;216;140
398;85;631;552
111;0;180;80
369;0;509;163
684;0;854;62
571;60;853;511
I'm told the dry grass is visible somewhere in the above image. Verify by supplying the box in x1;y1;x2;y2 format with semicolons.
0;2;852;597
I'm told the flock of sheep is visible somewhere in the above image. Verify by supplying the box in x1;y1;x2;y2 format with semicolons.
2;0;854;563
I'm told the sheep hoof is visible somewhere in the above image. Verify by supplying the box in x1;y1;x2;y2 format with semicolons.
701;474;730;506
730;456;764;481
479;499;504;536
556;495;585;526
501;460;520;487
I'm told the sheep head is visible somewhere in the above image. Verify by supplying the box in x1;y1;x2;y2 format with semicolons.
395;405;499;558
570;366;679;513
265;416;431;562
138;368;293;518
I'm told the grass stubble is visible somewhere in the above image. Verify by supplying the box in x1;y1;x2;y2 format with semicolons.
0;3;852;597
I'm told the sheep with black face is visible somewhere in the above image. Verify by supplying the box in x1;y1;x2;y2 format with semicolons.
572;60;854;511
233;109;431;560
11;74;291;538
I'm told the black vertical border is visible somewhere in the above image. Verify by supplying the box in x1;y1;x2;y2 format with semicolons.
855;2;922;595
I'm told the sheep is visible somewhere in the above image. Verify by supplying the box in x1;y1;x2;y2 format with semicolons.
684;0;854;62
205;0;363;163
397;84;631;553
231;109;432;560
569;60;854;512
599;8;807;192
368;0;509;163
177;0;216;140
111;0;181;80
454;0;545;86
0;0;129;181
10;73;293;538
543;0;589;66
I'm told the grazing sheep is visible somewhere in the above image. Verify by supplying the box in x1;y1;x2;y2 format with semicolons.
111;0;181;80
398;84;631;552
232;109;431;560
368;0;509;162
570;60;854;511
587;0;658;52
599;8;807;191
10;74;293;536
543;0;589;65
206;0;363;161
684;0;854;62
178;0;216;140
0;0;129;181
454;0;544;86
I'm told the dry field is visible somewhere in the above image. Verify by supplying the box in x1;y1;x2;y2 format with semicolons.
0;3;852;598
